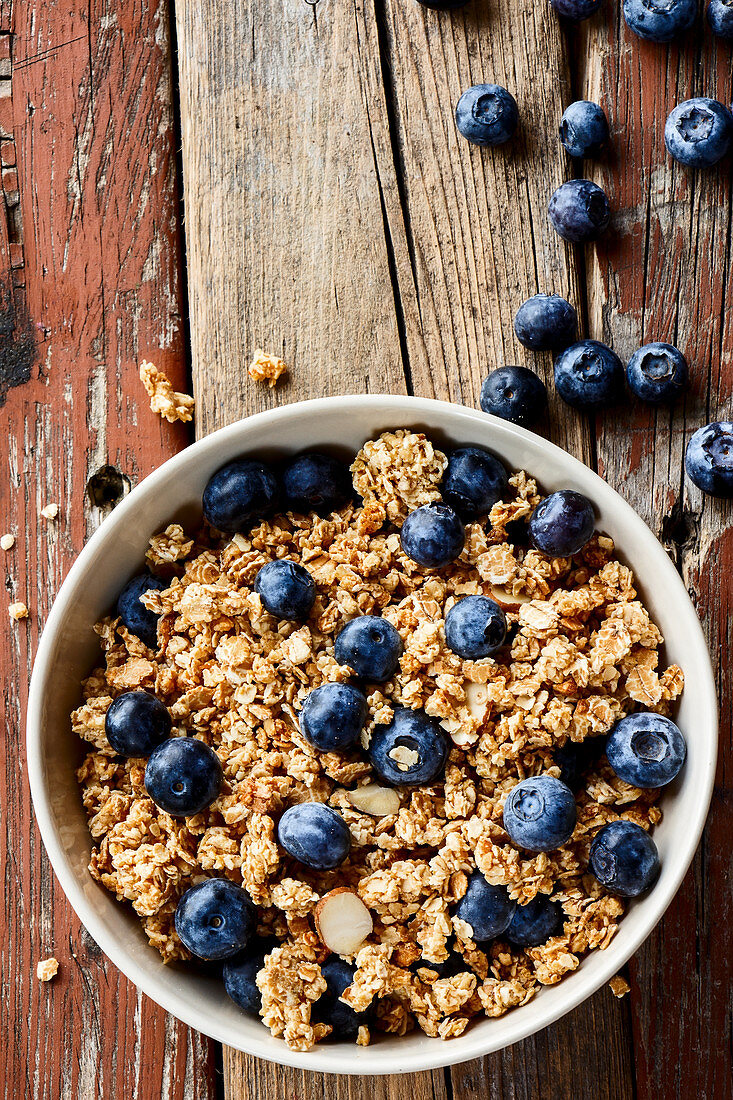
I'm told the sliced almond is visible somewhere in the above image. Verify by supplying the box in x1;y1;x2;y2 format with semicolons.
315;888;373;956
488;583;532;611
347;783;400;816
465;681;490;722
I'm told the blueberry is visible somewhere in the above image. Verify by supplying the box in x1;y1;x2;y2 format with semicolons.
441;446;509;520
410;948;464;977
553;340;624;411
105;690;172;756
606;713;686;788
277;803;351;870
708;0;733;36
554;737;604;791
174;878;256;961
116;573;167;649
455;84;519;147
223;937;277;1015
665;98;732;168
282;452;351;515
528;490;596;557
626;342;688;404
559;101;609;158
623;0;696;41
685;421;733;496
313;958;363;1040
550;0;604;20
202;460;279;534
513;294;578;352
444;595;506;659
548;180;611;243
506;895;564;946
299;682;368;752
334;616;403;682
589;820;660;897
480;366;548;428
455;872;516;941
254;560;316;621
144;736;223;816
400;502;465;568
368;706;449;787
503;775;577;851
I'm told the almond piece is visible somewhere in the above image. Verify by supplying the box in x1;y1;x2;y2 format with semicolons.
346;783;400;816
465;681;490;722
315;888;373;956
488;583;532;611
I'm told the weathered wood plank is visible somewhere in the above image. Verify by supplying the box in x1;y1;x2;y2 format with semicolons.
0;2;215;1097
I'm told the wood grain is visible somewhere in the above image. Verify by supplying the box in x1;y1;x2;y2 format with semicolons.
0;2;214;1098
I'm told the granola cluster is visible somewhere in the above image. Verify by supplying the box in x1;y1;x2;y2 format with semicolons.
74;431;682;1050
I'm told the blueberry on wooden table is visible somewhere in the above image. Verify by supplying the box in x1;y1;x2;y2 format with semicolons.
174;879;256;960
626;342;688;403
116;572;167;649
299;682;368;752
665;98;733;168
559;100;609;158
254;559;316;621
312;958;364;1040
513;293;577;352
685;421;733;496
277;803;351;870
223;937;277;1016
334;615;403;682
623;0;696;40
708;0;733;37
144;736;223;816
444;595;506;659
550;0;604;20
589;820;660;897
503;775;577;852
548;180;611;243
400;502;465;568
606;713;686;788
480;366;548;428
368;706;449;787
104;690;172;756
553;340;624;411
455;872;516;941
528;489;596;557
202;459;279;533
506;895;564;946
455;84;519;147
282;452;352;515
441;446;509;519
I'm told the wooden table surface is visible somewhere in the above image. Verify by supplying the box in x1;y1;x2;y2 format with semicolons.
1;0;731;1097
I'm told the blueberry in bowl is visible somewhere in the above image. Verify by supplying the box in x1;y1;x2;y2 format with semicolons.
441;446;509;519
665;98;732;168
282;452;352;515
455;872;516;941
548;180;611;243
277;803;352;870
480;366;548;428
175;878;256;960
513;294;577;352
105;690;172;756
400;502;465;567
334;615;403;682
506;895;565;946
116;572;168;649
444;595;506;659
455;84;519;147
503;775;577;851
559;101;609;159
312;958;366;1040
368;706;449;786
626;342;688;404
254;559;316;621
589;820;660;897
145;736;223;816
202;459;279;533
299;682;369;752
528;489;596;556
606;713;686;788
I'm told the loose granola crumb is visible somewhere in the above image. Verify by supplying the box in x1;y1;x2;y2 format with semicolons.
1;533;15;550
609;974;630;998
9;601;28;621
140;360;195;424
37;957;59;982
40;503;59;520
248;348;288;388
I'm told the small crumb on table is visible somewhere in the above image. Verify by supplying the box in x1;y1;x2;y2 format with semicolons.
40;503;59;521
248;348;288;388
609;975;630;998
139;360;195;424
36;957;59;982
8;601;28;621
0;533;15;550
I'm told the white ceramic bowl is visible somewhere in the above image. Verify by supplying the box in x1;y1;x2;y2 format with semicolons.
27;395;717;1075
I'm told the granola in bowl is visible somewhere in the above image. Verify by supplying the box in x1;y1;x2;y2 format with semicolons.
73;429;685;1051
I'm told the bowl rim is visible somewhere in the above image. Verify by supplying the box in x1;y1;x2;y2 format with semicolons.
26;394;718;1075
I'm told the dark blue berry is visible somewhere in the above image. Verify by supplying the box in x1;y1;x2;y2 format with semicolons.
589;820;660;897
282;452;351;515
480;366;548;428
455;84;519;147
559;101;609;158
254;560;316;621
144;737;223;816
175;878;256;960
553;340;624;411
444;595;506;659
548;180;611;243
665;98;732;168
606;713;686;788
400;502;465;569
313;958;363;1040
105;690;172;756
554;737;604;791
368;706;449;787
441;446;509;520
223;937;277;1015
503;775;577;851
529;490;596;557
623;0;696;40
202;460;279;534
513;294;577;352
277;803;351;870
455;872;516;941
626;342;688;404
708;0;733;37
299;682;368;752
334;616;403;682
506;895;564;946
116;573;167;649
550;0;603;19
410;948;464;977
685;421;733;497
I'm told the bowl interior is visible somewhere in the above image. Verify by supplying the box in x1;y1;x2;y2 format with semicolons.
27;396;717;1075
